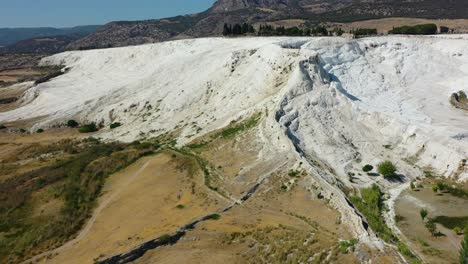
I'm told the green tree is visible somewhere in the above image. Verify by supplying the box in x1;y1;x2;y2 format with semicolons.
460;226;468;264
232;24;242;35
420;208;428;220
377;161;397;177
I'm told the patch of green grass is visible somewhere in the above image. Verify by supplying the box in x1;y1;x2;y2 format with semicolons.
338;239;358;254
215;114;261;139
350;184;397;243
397;242;421;264
430;216;468;230
186;141;209;149
78;123;98;133
434;181;468;199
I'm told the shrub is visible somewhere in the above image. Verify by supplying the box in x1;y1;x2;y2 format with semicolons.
338;239;358;254
454;226;463;235
362;165;374;173
0;124;6;130
176;204;185;209
420;208;428;220
377;161;397;177
67;120;79;128
110;122;122;129
36;129;44;133
79;123;97;133
432;185;439;193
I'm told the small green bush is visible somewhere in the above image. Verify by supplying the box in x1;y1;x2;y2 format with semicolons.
207;213;221;220
362;165;374;173
67;120;79;128
175;204;185;209
377;161;397;177
420;208;428;220
79;123;97;133
36;129;44;133
110;122;122;129
338;239;358;254
454;226;463;235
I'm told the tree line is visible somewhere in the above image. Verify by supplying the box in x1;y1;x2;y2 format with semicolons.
223;23;255;36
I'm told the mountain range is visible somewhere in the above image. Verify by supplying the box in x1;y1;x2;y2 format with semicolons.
3;0;468;53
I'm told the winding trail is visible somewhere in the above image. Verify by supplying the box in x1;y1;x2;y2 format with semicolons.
23;160;151;264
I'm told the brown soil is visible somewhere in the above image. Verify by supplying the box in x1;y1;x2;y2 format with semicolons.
38;151;229;264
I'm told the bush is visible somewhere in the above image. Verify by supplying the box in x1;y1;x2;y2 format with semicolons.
36;129;44;133
362;165;374;173
206;213;221;220
389;24;437;35
110;122;122;129
67;120;79;128
0;124;6;130
79;123;98;133
454;226;463;235
420;208;428;220
338;239;358;254
377;161;397;177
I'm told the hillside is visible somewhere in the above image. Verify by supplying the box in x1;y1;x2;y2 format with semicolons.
1;36;468;263
67;0;468;49
0;35;80;54
0;25;100;46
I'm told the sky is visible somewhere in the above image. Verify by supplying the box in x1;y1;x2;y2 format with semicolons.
0;0;215;28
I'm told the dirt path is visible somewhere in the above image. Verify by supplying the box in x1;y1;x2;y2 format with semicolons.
22;160;151;264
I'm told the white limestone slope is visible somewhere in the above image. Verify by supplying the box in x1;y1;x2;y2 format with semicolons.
1;35;468;243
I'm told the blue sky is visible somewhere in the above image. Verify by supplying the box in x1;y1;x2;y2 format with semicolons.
0;0;215;28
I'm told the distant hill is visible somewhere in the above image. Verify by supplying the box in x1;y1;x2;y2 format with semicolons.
68;0;468;50
0;25;101;46
0;35;80;54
